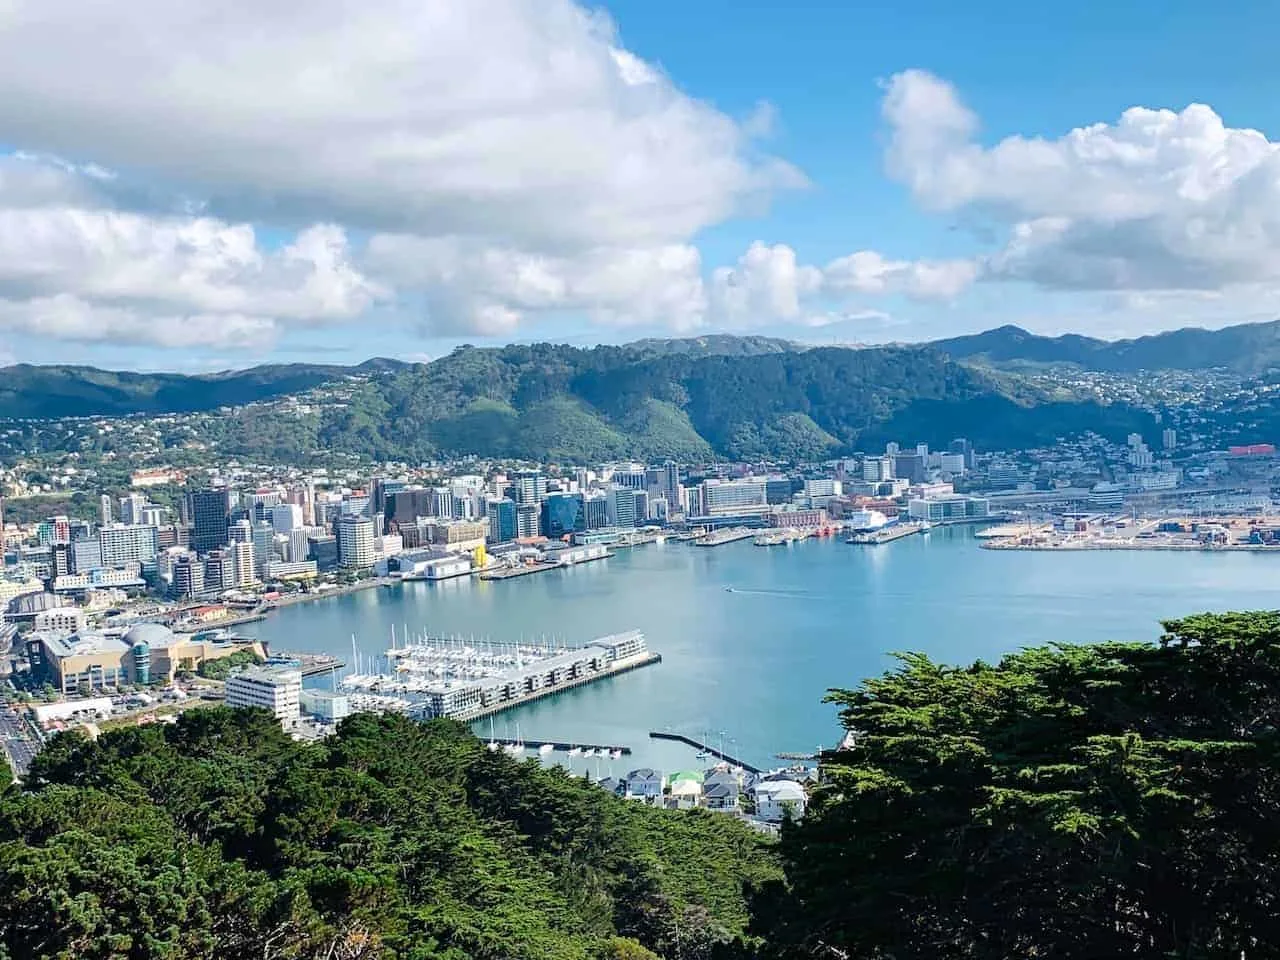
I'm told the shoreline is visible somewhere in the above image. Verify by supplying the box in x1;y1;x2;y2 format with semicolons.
982;540;1280;552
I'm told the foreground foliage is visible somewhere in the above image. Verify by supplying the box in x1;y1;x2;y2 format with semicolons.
0;713;778;960
758;611;1280;959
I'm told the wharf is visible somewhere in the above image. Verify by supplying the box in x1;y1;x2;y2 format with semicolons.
482;737;631;756
847;522;927;545
695;527;755;547
266;651;346;677
479;561;561;581
173;611;266;633
445;651;663;723
648;731;761;775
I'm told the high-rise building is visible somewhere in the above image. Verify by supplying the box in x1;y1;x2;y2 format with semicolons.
891;453;926;485
251;523;276;578
138;505;167;527
611;467;647;490
486;498;518;543
98;494;112;526
188;489;231;555
513;471;547;505
885;442;901;456
172;554;205;599
540;493;585;539
948;438;976;470
71;538;103;574
862;456;894;482
232;541;257;587
287;528;311;563
100;524;159;567
204;550;236;593
118;493;148;526
270;503;303;534
336;515;376;568
515;502;540;539
39;515;71;545
308;535;339;571
1162;428;1177;451
431;487;454;520
371;477;407;519
386;488;435;529
51;542;73;578
583;494;609;530
765;477;795;505
606;486;638;527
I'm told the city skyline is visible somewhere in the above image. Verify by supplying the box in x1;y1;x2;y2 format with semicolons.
3;1;1280;369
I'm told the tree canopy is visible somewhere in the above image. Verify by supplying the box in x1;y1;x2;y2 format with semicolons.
757;611;1280;959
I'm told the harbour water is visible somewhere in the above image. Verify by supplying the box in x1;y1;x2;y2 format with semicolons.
242;527;1280;774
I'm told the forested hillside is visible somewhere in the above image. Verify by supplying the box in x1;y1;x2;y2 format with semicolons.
1;711;776;960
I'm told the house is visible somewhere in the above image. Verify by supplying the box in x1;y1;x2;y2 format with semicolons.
754;779;807;823
667;770;703;809
595;777;622;797
623;768;664;802
702;781;739;811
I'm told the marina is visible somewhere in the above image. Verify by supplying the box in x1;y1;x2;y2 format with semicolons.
339;629;660;723
649;731;762;775
481;736;630;758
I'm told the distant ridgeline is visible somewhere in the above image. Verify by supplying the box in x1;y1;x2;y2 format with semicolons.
4;611;1280;958
1;332;1168;462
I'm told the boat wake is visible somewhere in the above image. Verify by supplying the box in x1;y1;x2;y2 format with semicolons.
723;586;815;599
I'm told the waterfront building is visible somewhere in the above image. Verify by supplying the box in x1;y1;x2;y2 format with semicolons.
266;559;318;580
486;498;518;544
583;494;609;530
681;484;704;517
700;478;769;516
540;493;586;539
1088;482;1126;509
337;514;377;568
188;489;231;554
515;502;540;539
287;528;312;563
906;495;990;523
754;780;807;822
251;522;278;577
607;485;638;527
29;632;130;692
226;666;302;727
308;535;339;571
99;523;159;567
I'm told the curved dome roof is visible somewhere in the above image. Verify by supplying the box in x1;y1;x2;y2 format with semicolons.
123;621;175;647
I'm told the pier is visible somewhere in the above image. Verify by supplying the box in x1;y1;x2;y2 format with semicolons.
481;737;631;756
479;561;562;580
847;521;928;545
695;527;756;547
648;731;761;775
267;651;346;677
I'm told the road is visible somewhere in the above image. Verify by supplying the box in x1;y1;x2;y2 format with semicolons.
0;707;38;779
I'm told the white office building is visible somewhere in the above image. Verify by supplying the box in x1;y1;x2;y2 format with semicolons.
700;478;769;516
225;667;301;727
99;524;159;567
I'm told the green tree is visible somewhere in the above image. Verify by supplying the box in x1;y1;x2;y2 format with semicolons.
756;611;1280;959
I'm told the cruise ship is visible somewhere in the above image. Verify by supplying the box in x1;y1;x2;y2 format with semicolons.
845;509;889;534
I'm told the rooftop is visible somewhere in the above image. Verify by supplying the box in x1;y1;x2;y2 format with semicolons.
42;631;130;659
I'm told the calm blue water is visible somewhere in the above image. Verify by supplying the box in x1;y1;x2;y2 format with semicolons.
242;528;1280;774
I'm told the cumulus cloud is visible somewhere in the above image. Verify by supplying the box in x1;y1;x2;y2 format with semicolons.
0;295;276;349
0;0;798;250
883;68;1280;294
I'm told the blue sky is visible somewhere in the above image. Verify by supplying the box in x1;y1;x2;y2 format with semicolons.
2;0;1280;370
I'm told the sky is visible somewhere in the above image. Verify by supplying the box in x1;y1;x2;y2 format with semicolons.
3;0;1280;370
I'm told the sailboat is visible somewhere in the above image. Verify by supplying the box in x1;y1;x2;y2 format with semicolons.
505;723;526;756
568;745;583;757
538;742;555;755
486;717;500;752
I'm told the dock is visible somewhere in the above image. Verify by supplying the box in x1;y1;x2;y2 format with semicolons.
648;731;761;775
847;522;928;545
694;527;756;547
479;561;562;581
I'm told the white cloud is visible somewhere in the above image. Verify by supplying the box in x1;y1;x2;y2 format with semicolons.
883;69;1280;294
0;295;277;349
0;0;798;250
823;249;977;300
710;242;822;324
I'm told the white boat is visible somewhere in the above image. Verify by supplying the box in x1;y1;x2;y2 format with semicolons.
538;743;555;755
846;509;889;534
610;749;622;760
568;746;582;757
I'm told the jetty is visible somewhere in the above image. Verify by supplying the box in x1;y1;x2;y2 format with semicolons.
847;521;928;545
648;731;761;775
267;652;346;677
